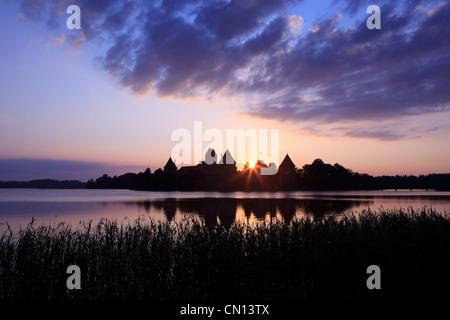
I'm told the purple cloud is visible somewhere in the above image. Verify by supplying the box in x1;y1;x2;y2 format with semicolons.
244;2;450;128
13;0;450;139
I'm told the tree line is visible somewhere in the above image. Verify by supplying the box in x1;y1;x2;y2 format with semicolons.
84;159;450;191
1;159;448;191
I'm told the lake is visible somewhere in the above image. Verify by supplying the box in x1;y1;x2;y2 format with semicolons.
1;189;450;232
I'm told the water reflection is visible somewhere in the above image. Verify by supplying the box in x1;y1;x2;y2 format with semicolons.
1;189;450;232
135;197;372;226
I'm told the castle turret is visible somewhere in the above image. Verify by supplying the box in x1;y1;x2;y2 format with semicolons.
219;149;236;165
277;154;297;189
164;157;177;174
279;154;296;175
204;148;217;164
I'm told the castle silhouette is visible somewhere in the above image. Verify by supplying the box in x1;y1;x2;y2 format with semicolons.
156;148;297;191
87;152;449;192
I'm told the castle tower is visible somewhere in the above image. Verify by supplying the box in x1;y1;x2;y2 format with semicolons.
277;154;297;188
164;157;177;174
204;148;217;164
219;149;236;165
278;154;296;175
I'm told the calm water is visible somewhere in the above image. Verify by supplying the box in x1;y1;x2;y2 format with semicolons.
1;189;450;231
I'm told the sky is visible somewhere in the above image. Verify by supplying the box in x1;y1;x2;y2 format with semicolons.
0;0;449;181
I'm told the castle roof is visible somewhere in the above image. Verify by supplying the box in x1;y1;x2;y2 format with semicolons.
164;157;177;172
279;154;296;169
255;159;268;168
219;149;236;165
205;148;216;158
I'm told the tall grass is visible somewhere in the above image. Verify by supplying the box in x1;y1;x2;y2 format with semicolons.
0;208;449;300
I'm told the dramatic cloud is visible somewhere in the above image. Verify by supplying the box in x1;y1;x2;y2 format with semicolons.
14;0;450;139
246;2;450;120
13;0;303;95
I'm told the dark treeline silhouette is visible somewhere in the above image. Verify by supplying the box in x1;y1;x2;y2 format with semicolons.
297;158;379;190
0;179;86;189
86;150;450;191
86;173;137;189
2;152;449;191
376;174;450;191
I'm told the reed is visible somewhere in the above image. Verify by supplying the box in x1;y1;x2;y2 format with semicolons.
0;208;448;300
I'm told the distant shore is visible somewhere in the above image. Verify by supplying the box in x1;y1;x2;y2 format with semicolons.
1;174;450;191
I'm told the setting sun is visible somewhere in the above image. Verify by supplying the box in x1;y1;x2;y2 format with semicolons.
249;162;256;169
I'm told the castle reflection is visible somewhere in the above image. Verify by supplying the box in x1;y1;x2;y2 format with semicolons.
135;197;372;227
